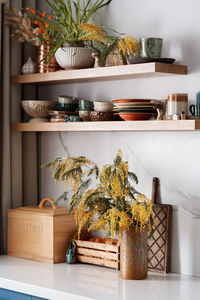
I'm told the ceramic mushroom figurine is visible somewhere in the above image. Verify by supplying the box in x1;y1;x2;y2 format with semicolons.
92;52;103;68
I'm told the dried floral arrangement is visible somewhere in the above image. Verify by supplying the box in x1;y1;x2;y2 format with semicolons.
5;7;40;45
117;35;140;58
42;150;153;239
5;1;140;66
5;6;56;46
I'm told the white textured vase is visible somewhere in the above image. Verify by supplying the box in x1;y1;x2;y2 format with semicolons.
55;47;94;69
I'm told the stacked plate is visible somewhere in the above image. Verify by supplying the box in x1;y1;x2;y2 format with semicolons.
112;99;160;121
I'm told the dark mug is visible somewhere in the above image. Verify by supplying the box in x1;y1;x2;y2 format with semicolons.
189;104;200;116
64;115;83;122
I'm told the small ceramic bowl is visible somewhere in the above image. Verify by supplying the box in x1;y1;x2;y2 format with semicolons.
58;102;78;111
58;95;78;104
79;110;91;121
93;101;113;112
89;111;115;121
78;99;94;110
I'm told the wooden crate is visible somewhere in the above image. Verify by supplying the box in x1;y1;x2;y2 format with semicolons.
8;198;77;263
74;240;120;269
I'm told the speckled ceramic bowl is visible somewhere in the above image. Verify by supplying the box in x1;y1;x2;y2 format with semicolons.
21;101;57;118
89;111;115;121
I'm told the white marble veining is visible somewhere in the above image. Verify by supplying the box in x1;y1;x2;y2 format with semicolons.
38;0;200;277
0;256;200;300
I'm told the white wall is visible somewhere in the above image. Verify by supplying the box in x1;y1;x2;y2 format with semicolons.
38;0;200;276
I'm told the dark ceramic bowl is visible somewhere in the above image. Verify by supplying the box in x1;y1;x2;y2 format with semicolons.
58;102;78;112
78;99;94;110
89;111;115;121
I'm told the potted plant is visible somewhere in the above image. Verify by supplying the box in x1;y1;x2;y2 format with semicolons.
42;150;153;280
35;0;113;69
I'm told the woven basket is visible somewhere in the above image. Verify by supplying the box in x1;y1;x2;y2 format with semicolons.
55;47;94;69
120;228;148;280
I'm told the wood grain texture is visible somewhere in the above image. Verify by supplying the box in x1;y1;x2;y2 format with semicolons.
12;63;187;85
7;205;77;263
148;177;172;273
74;239;120;269
12;120;200;132
76;248;118;260
76;255;119;269
75;240;118;252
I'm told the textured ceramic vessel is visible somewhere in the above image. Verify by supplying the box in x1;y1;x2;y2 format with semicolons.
120;228;148;280
140;38;163;58
36;45;59;73
22;57;36;74
89;111;114;121
21;101;57;122
55;47;94;69
79;110;91;121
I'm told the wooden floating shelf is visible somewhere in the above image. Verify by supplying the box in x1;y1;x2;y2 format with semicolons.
12;120;200;132
12;63;187;85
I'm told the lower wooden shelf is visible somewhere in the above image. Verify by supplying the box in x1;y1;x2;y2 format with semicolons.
12;120;200;132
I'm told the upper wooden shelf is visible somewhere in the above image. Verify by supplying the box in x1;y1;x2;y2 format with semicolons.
12;120;200;132
12;63;187;85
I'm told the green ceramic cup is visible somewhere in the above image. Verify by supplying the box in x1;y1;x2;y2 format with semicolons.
189;104;200;116
140;38;163;58
64;115;83;122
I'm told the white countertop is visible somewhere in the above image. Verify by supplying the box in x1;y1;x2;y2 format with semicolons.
0;256;200;300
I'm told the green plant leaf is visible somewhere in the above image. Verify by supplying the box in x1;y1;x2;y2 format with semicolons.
41;162;52;169
114;154;121;166
128;171;138;184
54;191;68;204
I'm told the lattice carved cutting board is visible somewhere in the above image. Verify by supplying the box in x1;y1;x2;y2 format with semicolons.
148;203;171;273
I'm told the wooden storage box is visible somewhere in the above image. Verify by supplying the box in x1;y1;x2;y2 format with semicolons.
75;240;120;269
8;198;77;263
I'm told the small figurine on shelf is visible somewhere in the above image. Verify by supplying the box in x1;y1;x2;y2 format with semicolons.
66;241;76;264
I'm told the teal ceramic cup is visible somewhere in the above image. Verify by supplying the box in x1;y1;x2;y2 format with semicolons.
189;104;200;116
64;115;83;122
140;38;163;58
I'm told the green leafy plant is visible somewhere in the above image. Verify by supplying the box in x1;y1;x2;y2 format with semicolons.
32;0;113;59
42;150;153;239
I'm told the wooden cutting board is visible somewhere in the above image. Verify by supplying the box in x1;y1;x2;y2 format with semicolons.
148;177;172;273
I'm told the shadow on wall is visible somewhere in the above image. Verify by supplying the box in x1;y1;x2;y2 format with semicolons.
174;34;200;73
170;210;180;273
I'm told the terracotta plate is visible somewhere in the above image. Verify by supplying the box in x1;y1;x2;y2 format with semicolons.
113;99;152;103
117;112;153;121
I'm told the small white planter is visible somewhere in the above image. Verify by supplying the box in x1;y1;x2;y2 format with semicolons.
55;47;94;69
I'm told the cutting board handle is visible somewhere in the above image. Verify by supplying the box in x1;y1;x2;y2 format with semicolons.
151;177;158;204
39;198;58;209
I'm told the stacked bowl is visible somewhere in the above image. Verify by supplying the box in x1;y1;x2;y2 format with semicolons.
112;99;160;121
78;99;94;121
89;101;115;121
58;96;78;111
94;101;113;112
47;95;79;122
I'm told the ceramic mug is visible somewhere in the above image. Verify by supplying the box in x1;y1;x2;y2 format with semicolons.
64;115;83;122
140;38;163;58
189;104;200;116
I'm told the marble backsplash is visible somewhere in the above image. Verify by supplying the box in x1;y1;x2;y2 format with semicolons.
40;130;200;277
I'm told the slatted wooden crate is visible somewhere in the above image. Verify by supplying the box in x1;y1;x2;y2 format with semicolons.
74;240;120;269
